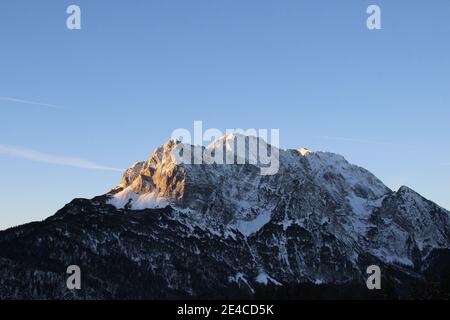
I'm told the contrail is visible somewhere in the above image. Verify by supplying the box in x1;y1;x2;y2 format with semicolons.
315;136;405;148
0;96;62;109
0;144;123;172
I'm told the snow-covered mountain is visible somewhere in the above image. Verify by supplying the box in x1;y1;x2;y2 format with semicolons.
109;135;449;268
1;135;449;299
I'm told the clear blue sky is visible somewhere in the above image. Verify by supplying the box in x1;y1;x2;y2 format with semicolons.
1;0;449;230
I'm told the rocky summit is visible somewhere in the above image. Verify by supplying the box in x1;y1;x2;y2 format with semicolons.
1;135;449;299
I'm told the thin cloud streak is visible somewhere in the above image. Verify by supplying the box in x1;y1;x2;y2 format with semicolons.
315;136;406;148
0;144;123;172
0;96;63;109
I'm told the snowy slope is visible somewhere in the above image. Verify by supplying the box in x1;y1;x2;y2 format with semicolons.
107;135;450;273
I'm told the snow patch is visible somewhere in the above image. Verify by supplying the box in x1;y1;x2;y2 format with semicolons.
233;210;273;236
107;187;169;210
255;273;282;286
228;272;255;293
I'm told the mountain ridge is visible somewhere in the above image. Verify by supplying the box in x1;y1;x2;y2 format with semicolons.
0;135;449;299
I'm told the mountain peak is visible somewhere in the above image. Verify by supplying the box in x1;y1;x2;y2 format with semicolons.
109;136;391;229
2;135;450;299
299;147;312;156
398;185;415;194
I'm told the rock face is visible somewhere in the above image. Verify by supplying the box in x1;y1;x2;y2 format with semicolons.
0;135;449;299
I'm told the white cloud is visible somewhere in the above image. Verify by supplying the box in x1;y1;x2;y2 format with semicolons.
0;96;62;109
0;144;123;172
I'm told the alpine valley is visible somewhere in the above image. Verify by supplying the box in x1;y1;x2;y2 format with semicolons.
1;134;449;299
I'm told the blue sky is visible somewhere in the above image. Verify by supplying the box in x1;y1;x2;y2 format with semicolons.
0;0;449;230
